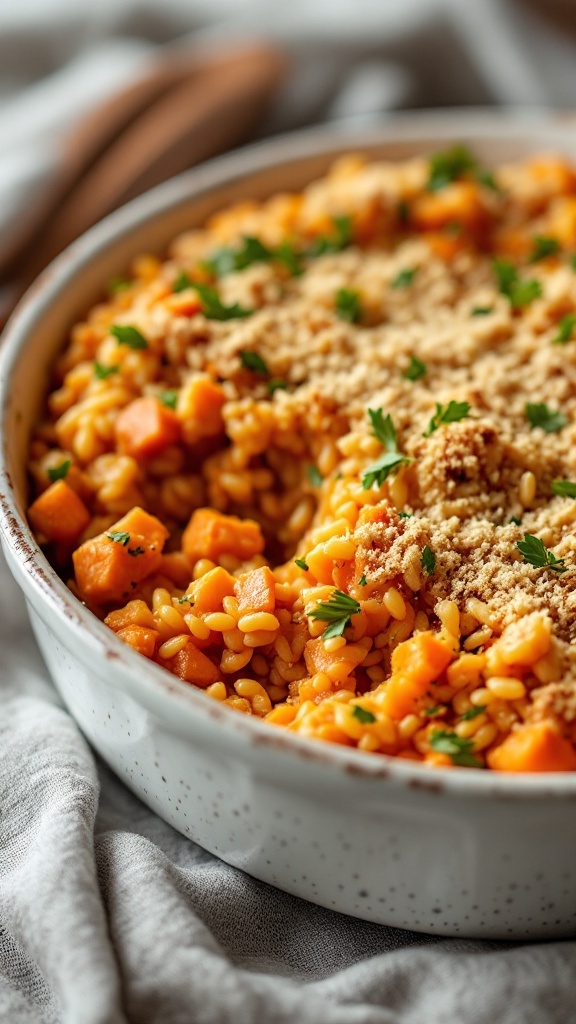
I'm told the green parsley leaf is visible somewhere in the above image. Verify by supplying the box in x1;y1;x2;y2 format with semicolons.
107;531;130;546
108;275;132;294
110;324;148;349
306;215;352;257
461;705;486;721
421;545;436;574
94;361;119;380
525;402;568;433
157;389;178;410
398;511;413;519
47;459;71;482
552;312;576;344
476;169;500;193
335;287;362;323
362;408;412;490
267;378;288;394
423;705;444;717
193;282;253;321
205;236;273;277
529;235;561;263
403;355;427;381
429;729;482;768
424;400;471;436
509;516;522;526
308;589;361;639
493;259;543;309
240;350;269;375
471;306;493;316
128;545;145;557
274;241;304;277
551;480;576;498
427;145;477;191
295;558;309;571
173;270;193;293
392;267;418;289
178;595;192;604
517;533;568;573
351;705;376;724
307;465;323;487
358;574;367;586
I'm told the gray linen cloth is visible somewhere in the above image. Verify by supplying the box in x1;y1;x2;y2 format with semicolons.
3;2;576;1021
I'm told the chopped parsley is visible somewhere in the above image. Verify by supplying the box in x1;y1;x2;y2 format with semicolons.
351;705;376;724
267;378;288;394
509;516;522;526
552;312;576;345
240;350;269;376
108;275;132;294
361;408;413;490
392;267;418;289
398;511;413;519
421;545;436;575
110;324;148;349
517;533;567;573
94;361;119;380
357;574;367;586
308;589;361;639
307;465;323;488
493;259;543;309
525;402;568;433
205;235;272;277
128;545;145;557
461;705;486;721
178;595;193;605
528;235;561;263
429;729;482;768
157;389;178;410
335;287;362;323
294;558;309;571
307;215;352;257
48;459;71;482
403;355;427;381
107;531;130;546
173;270;193;293
423;705;444;717
424;400;471;436
274;241;304;277
551;480;576;498
427;145;477;191
193;282;252;321
471;306;493;317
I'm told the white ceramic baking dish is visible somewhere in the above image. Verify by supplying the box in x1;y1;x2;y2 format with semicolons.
2;111;576;940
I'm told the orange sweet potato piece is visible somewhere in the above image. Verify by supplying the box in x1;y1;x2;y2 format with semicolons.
235;566;276;615
379;673;432;721
190;566;235;614
105;599;155;631
411;181;487;232
487;721;576;773
73;506;169;604
167;639;219;688
29;480;90;544
116;624;159;658
179;376;226;438
391;631;454;685
115;396;181;458
182;508;264;565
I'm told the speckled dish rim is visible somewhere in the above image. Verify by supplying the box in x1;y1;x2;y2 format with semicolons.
3;108;576;799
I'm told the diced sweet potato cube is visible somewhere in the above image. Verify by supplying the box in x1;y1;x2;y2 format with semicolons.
488;720;576;773
182;508;264;565
190;566;235;614
105;599;155;631
167;639;219;688
235;566;276;615
73;506;169;604
411;181;488;231
391;631;454;685
115;396;181;458
29;480;90;544
116;624;159;658
178;375;226;442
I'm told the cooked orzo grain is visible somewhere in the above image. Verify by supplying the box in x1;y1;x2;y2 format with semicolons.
28;146;576;770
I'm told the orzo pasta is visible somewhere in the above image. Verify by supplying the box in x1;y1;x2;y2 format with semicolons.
28;146;576;770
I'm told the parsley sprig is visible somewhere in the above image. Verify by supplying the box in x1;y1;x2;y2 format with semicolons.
427;145;499;194
392;267;418;289
361;408;413;490
529;235;560;263
421;545;436;575
193;282;252;321
552;313;576;345
517;533;568;573
403;355;427;381
308;589;361;639
335;287;362;323
551;480;576;498
94;361;119;380
107;531;130;546
240;350;269;375
351;705;376;725
429;730;482;768
493;259;542;309
110;324;148;350
424;400;471;436
306;215;352;257
48;460;71;483
525;402;568;433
